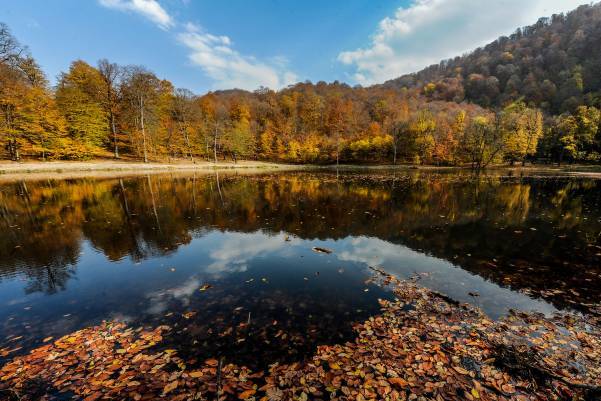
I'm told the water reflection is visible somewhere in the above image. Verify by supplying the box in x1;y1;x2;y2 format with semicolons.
0;170;600;363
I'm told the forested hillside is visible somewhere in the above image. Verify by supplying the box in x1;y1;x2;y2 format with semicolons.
1;2;601;166
383;3;601;164
384;3;601;113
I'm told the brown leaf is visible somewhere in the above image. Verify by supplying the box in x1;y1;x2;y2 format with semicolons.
83;393;102;401
501;384;515;394
206;358;219;367
389;377;409;387
453;366;470;375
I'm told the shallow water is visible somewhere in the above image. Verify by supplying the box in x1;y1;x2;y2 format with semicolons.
1;169;600;367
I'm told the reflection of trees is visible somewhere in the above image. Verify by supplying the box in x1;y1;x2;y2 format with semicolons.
0;172;599;310
0;180;80;294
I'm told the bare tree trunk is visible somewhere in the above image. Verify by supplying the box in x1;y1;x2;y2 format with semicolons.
5;108;20;161
181;117;194;163
336;134;340;167
183;128;194;163
140;96;148;163
205;136;210;162
111;112;119;158
213;126;218;164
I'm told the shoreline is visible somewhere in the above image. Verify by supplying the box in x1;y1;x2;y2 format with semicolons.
1;160;601;181
0;160;303;182
0;160;293;174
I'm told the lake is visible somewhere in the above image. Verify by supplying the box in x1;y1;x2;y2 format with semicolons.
1;169;600;369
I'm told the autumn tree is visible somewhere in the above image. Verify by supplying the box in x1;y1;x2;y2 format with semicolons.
462;114;507;170
223;102;254;162
573;106;601;158
119;67;165;162
0;25;64;160
502;102;543;165
546;115;578;165
197;94;216;161
97;59;122;158
56;61;107;154
171;88;200;162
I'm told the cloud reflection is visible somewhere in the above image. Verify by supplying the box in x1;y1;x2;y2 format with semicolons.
146;231;296;314
333;236;558;319
206;231;297;275
146;277;201;314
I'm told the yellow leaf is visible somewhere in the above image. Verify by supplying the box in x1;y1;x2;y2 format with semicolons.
163;380;178;395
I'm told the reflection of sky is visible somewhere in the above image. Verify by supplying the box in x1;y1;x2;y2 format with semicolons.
206;231;300;275
0;229;560;349
146;277;201;315
143;231;558;320
331;236;558;319
145;230;300;315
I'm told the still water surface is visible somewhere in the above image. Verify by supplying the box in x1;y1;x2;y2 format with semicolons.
1;170;600;368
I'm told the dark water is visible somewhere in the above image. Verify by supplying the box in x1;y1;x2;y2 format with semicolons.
1;169;600;368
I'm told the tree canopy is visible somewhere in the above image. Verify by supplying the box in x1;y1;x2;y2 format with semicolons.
1;4;601;165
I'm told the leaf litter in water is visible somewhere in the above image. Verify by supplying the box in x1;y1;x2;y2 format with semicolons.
312;247;333;254
0;267;600;401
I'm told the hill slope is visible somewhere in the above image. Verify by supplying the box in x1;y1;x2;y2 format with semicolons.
382;2;601;114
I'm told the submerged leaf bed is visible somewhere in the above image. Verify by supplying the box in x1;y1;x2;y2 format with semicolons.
1;269;600;401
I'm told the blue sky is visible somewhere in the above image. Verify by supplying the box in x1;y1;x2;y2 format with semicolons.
1;0;582;93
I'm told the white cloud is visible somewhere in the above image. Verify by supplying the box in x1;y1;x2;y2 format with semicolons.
178;23;298;91
338;0;580;86
98;1;297;90
99;0;174;30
